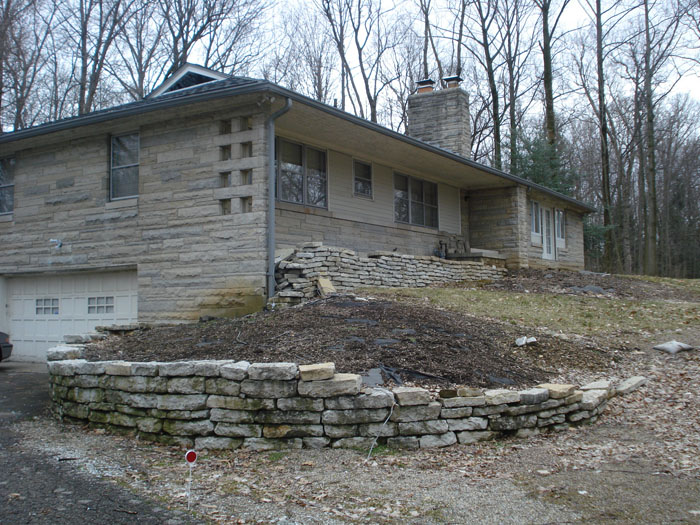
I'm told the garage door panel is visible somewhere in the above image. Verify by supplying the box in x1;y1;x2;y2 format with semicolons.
7;271;138;361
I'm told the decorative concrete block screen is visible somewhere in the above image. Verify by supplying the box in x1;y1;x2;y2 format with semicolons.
274;243;506;304
47;348;645;451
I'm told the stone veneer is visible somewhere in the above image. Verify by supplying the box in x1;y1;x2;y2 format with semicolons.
47;347;646;451
274;242;506;304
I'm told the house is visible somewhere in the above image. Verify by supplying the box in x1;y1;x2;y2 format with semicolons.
0;64;594;360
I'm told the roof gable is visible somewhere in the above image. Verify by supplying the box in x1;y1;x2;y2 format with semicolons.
148;63;229;98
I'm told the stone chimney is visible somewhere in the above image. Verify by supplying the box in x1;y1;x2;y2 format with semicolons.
406;76;471;158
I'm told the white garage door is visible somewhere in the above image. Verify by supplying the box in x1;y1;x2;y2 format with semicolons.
7;271;138;361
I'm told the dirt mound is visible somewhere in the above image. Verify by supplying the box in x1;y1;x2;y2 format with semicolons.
477;269;699;301
84;295;610;388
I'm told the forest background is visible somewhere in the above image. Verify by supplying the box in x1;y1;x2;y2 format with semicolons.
1;0;699;277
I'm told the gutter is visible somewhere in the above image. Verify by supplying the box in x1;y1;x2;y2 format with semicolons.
265;97;293;301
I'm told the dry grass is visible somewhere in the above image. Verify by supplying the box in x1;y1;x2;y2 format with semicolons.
368;286;699;338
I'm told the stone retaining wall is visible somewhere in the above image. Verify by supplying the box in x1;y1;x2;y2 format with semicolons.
47;348;644;451
274;242;506;304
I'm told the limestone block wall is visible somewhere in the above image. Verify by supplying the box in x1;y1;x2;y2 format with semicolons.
46;348;634;451
274;243;506;304
0;96;272;321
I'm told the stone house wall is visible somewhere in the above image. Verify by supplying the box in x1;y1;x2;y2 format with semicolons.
47;349;622;451
0;96;271;322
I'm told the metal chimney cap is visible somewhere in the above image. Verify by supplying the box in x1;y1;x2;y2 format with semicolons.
443;75;463;87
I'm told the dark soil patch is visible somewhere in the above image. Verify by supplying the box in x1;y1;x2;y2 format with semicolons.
84;295;610;388
475;269;700;301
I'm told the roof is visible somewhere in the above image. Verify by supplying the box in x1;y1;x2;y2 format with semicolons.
0;65;595;212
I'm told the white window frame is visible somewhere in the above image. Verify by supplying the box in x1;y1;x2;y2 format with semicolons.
530;200;542;244
88;296;115;314
0;157;15;215
275;137;328;209
110;132;139;201
353;159;373;199
555;208;566;249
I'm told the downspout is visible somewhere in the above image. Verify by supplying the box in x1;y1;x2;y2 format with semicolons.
266;97;292;302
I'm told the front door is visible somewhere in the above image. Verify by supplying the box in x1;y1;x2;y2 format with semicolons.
542;208;555;260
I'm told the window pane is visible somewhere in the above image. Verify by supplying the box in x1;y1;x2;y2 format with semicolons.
424;182;437;206
354;161;372;197
306;148;325;173
395;197;409;222
280;169;303;203
306;172;327;207
410;179;423;203
112;134;139;167
281;140;302;166
111;166;139;199
354;178;372;197
425;206;438;228
0;187;13;213
411;201;425;226
0;158;15;185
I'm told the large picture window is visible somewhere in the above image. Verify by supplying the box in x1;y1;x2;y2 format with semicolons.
276;138;327;208
110;133;139;200
0;157;15;214
393;173;438;228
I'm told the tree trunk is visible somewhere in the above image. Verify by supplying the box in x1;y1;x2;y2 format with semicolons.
643;0;658;275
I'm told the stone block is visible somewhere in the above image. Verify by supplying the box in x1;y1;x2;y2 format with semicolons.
358;423;399;437
564;391;583;404
323;424;358;438
215;423;262;438
255;411;321;425
240;379;297;398
490;415;537;430
165;410;209;420
192;360;235;377
110;376;168;393
580;390;608;411
303;437;331;449
130;363;159;376
262;425;324;438
109;412;137;428
123;393;159;408
207;396;274;411
440;407;473;419
484;389;520;405
580;379;612;392
441;396;485;408
48;360;86;376
298;374;362;398
399;420;449;436
390;402;441;422
242;438;303;451
247;362;298;380
537;383;576;399
616;376;647;395
298;362;335;382
446;417;488;432
158;362;196;377
167;377;206;394
393;387;431;406
537;414;566;427
205;378;241;396
519;388;549;405
156;394;208;411
210;409;255;423
136;417;163;433
331;437;376;449
62;402;89;419
456;430;495;444
419;432;457;448
104;361;132;376
76;362;106;375
277;397;324;412
195;437;243;450
322;408;389;425
324;388;394;409
387;436;419;449
457;387;484;397
47;346;84;361
567;411;590;422
220;361;250;381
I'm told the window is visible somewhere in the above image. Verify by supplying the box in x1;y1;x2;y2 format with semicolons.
0;157;15;214
555;209;565;239
275;138;327;208
353;160;372;198
393;173;438;228
88;296;114;314
36;298;59;315
110;133;139;200
531;201;541;235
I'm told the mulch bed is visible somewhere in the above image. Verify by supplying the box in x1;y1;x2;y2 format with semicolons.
84;295;611;388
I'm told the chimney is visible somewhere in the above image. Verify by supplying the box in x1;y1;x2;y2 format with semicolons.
406;75;471;158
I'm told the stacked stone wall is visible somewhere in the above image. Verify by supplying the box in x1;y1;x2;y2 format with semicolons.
274;242;506;304
47;347;642;451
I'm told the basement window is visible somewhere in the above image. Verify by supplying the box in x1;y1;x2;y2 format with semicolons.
110;133;139;200
393;173;438;228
